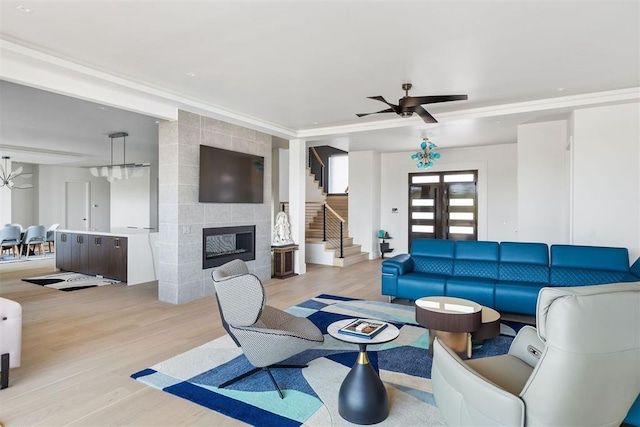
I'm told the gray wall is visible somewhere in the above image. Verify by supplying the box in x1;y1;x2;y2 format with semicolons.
158;110;272;304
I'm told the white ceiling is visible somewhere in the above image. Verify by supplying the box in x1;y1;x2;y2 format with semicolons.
0;0;638;165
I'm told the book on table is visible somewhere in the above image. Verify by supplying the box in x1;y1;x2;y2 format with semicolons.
338;319;388;339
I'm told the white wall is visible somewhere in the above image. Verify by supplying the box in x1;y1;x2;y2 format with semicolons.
380;143;518;254
0;186;9;226
517;120;570;244
571;103;640;261
10;162;38;228
278;148;289;202
349;151;381;258
111;168;152;228
38;165;111;231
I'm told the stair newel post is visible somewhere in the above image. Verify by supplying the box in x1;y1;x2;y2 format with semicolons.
322;203;327;242
339;221;344;258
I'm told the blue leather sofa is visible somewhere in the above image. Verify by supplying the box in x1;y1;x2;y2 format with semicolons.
381;239;640;316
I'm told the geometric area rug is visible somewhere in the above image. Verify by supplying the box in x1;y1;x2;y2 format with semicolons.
131;294;526;426
22;272;121;291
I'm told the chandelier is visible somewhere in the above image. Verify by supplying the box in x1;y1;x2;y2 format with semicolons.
89;132;148;182
0;156;34;190
411;137;440;168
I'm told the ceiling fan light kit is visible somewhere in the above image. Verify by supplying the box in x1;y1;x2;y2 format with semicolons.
0;156;34;190
357;83;468;123
89;132;149;183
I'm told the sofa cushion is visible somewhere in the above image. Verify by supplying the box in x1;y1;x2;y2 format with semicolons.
550;245;629;271
550;245;631;286
410;239;456;276
414;256;455;276
629;257;640;280
412;239;456;258
445;277;496;308
397;272;447;300
453;241;500;280
499;242;549;284
495;281;546;315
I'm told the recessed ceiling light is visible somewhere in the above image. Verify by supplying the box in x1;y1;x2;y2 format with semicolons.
312;122;319;125
98;106;106;110
557;87;565;91
16;5;34;13
154;120;160;124
186;72;196;77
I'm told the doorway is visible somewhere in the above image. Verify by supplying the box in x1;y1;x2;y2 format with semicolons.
408;170;478;247
66;181;90;231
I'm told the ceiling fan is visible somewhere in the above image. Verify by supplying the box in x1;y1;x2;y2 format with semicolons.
356;83;468;123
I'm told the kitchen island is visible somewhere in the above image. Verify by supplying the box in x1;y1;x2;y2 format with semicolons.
55;228;158;285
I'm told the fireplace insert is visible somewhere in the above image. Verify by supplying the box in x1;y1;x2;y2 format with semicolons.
203;225;255;269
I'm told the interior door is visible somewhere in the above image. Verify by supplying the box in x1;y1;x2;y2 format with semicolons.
66;181;90;231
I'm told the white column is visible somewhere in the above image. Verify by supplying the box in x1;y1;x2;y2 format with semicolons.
288;139;307;274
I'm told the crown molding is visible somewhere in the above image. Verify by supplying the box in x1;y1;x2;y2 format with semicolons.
0;38;297;139
2;37;638;143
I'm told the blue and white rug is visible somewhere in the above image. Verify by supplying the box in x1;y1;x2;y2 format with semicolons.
131;294;525;426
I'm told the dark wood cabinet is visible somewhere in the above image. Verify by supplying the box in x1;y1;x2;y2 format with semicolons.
70;233;89;274
88;235;109;276
106;236;127;282
57;232;127;282
55;232;73;270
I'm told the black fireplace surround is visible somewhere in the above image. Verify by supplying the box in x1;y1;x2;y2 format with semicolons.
203;225;256;269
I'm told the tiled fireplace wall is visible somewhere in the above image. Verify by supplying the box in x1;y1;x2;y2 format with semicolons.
158;110;272;304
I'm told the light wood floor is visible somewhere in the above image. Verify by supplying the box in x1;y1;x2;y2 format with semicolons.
0;258;389;426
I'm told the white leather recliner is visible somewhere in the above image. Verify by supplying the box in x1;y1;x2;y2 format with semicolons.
432;282;640;427
0;297;22;389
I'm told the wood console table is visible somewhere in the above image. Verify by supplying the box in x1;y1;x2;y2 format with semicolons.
271;244;298;279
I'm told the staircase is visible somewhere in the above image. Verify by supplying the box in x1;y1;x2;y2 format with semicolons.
305;190;369;267
286;169;369;267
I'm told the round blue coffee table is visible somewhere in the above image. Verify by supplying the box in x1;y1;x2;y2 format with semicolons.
327;319;400;425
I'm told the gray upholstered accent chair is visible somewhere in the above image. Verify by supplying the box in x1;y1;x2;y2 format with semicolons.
0;297;22;389
432;282;640;426
211;259;324;398
45;223;59;253
0;225;22;259
21;225;46;258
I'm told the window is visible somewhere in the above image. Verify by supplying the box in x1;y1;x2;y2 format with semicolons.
328;154;348;194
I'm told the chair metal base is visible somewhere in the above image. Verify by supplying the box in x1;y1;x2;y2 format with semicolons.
218;364;308;399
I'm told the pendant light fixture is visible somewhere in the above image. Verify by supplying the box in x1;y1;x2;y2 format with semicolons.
411;137;441;169
89;132;148;182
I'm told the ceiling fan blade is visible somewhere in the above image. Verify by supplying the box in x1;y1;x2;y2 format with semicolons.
356;108;395;117
401;94;468;108
16;173;34;179
367;96;400;113
412;105;438;123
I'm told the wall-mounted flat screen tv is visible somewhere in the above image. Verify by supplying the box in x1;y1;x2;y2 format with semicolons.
199;145;264;203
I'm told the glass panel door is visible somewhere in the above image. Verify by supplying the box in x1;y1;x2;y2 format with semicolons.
409;170;477;247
